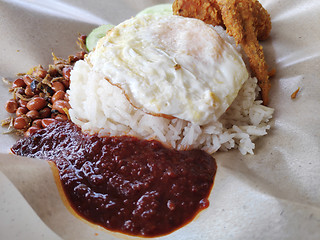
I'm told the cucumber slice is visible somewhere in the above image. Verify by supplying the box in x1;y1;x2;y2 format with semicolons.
86;24;114;52
136;3;173;17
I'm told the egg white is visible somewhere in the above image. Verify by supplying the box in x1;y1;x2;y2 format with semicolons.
88;14;249;125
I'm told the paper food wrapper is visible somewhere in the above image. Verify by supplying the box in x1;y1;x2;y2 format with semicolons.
0;0;319;239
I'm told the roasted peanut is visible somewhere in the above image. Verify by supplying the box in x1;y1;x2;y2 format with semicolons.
32;67;47;78
32;119;43;128
23;75;33;86
39;107;51;118
25;85;35;97
62;66;72;81
26;110;40;120
24;126;41;137
41;118;57;128
14;116;30;129
26;97;47;111
5;99;18;113
51;90;65;103
18;99;28;108
55;114;68;121
16;107;28;117
12;78;26;88
52;81;65;92
52;100;70;114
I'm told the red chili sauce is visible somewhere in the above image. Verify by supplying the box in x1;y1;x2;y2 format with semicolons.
11;121;217;237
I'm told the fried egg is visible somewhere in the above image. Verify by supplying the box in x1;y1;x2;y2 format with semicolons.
87;14;249;125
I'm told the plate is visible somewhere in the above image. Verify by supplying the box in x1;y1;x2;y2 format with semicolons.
1;0;320;239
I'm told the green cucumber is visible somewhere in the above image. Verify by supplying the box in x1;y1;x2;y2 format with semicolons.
86;24;114;52
136;3;173;17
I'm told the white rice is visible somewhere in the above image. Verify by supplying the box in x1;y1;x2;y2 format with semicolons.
68;26;274;155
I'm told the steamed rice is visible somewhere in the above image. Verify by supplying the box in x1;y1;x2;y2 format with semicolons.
68;26;274;155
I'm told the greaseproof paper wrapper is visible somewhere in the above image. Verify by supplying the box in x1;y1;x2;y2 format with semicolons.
0;0;319;239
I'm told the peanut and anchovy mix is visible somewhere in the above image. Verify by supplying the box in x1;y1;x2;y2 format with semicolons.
3;36;87;136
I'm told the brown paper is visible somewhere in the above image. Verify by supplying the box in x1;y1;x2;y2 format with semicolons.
1;0;320;239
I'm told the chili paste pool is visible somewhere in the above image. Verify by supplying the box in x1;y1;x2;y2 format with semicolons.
11;121;217;237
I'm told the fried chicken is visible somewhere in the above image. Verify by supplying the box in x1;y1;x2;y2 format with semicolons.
173;0;272;105
172;0;224;26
